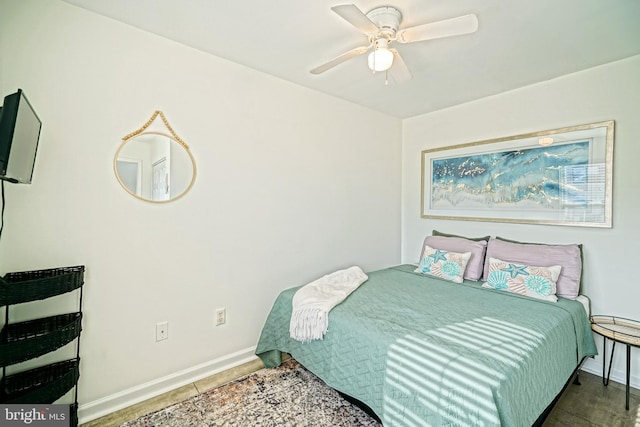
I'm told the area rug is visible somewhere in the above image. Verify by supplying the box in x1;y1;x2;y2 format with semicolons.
119;359;381;426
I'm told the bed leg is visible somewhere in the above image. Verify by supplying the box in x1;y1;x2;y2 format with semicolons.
573;372;581;386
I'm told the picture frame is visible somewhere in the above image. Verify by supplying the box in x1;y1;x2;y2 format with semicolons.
421;121;615;228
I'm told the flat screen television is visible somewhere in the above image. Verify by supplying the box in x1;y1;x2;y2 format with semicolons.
0;89;42;184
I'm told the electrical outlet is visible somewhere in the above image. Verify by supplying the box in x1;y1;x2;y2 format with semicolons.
156;321;169;341
215;308;226;326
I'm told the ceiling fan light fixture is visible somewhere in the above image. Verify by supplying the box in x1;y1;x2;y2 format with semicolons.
367;48;394;71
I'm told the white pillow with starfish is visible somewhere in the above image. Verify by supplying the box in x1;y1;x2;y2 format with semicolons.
414;245;471;284
482;257;562;302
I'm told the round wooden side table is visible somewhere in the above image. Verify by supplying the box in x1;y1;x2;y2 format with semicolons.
591;315;640;410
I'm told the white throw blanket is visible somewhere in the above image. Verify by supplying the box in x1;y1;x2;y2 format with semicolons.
289;266;368;343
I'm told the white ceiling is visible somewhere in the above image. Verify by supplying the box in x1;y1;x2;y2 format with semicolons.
62;0;640;119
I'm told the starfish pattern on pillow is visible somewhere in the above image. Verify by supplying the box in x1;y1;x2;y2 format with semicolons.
501;263;530;278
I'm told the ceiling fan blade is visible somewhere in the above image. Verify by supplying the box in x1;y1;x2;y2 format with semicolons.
396;14;478;44
310;45;370;74
331;4;379;34
388;49;412;83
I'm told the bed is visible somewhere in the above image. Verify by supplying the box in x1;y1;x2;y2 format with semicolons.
256;237;597;426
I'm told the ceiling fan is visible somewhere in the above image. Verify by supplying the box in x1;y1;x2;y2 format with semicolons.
311;4;478;83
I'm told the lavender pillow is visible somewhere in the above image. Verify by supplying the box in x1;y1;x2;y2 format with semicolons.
420;235;487;281
483;238;582;299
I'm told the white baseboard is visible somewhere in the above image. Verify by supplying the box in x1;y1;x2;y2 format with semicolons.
580;355;640;390
78;346;258;425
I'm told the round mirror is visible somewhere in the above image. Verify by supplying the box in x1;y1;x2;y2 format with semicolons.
114;131;196;202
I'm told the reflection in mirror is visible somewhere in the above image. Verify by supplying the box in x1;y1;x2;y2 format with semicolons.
114;132;195;202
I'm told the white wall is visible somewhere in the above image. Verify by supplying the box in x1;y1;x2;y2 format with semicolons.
0;0;401;421
402;55;640;388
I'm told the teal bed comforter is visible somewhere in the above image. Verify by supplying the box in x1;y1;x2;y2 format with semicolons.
256;265;597;426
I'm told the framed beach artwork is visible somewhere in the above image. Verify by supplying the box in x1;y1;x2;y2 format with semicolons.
421;121;615;228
